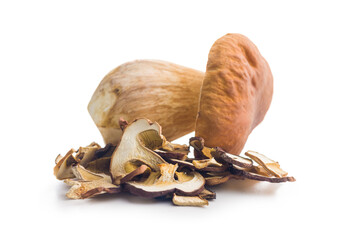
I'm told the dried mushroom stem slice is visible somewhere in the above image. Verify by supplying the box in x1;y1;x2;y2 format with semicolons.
124;163;205;198
231;165;295;183
211;147;253;168
110;118;166;181
172;194;208;207
245;151;288;177
54;149;78;180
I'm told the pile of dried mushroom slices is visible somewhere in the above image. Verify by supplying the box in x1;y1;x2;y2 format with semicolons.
54;118;295;207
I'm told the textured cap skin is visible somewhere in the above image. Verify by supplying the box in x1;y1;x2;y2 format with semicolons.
195;34;273;155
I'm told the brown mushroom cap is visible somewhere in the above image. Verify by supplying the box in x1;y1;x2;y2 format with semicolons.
195;33;273;155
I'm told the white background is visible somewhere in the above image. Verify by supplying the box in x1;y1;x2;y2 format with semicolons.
1;0;359;239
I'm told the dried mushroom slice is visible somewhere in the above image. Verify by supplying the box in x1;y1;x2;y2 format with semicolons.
110;118;166;183
192;158;222;169
85;157;111;175
64;165;120;199
64;179;121;199
161;142;190;155
124;163;205;198
94;143;116;159
54;149;78;180
76;142;102;167
172;194;208;207
120;165;149;184
245;151;288;177
230;165;295;183
189;137;213;159
72;164;109;181
198;188;216;200
211;147;253;168
154;150;187;161
205;174;245;186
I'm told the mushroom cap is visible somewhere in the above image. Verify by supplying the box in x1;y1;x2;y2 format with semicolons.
195;33;273;155
88;60;204;145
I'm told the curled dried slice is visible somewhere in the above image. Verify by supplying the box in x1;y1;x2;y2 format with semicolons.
205;174;245;186
120;165;149;184
94;143;116;159
110;119;166;183
161;142;190;155
65;165;120;199
85;157;111;174
245;151;288;177
54;149;78;180
76;142;101;167
231;165;295;183
172;194;208;207
154;150;187;161
64;179;121;199
198;188;216;200
189;137;214;159
211;147;253;168
192;158;222;169
124;163;205;198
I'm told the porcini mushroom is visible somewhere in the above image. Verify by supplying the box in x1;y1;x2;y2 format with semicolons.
195;33;273;155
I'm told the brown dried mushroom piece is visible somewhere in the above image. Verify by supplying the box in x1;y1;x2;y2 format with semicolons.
65;165;120;199
172;194;208;207
54;149;78;180
154;150;187;161
245;151;288;177
75;142;101;166
205;174;245;186
230;165;295;183
64;179;121;199
124;163;205;198
211;147;253;168
189;137;214;159
110;118;166;184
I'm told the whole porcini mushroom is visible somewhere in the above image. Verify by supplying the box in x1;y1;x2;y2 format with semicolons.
195;33;273;155
88;60;204;145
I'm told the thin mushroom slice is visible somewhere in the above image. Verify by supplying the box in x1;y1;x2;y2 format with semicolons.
54;149;78;180
64;179;121;199
154;150;187;161
245;151;288;177
198;188;216;200
189;137;214;159
211;147;253;168
85;157;111;175
161;142;190;155
72;164;110;181
172;194;208;207
76;142;102;167
205;174;245;186
231;165;296;183
120;165;150;184
110;118;166;183
192;158;222;169
124;163;205;198
94;143;116;159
